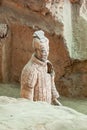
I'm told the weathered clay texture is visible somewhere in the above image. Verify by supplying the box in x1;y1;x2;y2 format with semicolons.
80;0;87;21
64;0;87;60
21;55;59;103
0;0;87;97
46;0;64;23
0;96;87;130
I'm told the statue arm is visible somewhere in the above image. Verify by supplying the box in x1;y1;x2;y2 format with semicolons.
47;61;59;99
51;76;59;100
51;77;62;106
20;68;37;100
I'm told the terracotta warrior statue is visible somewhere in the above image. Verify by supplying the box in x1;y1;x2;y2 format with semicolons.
20;30;62;105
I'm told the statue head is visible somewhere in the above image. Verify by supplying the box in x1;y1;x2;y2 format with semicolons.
32;30;49;62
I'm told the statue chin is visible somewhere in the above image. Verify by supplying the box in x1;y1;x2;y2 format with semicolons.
41;57;48;62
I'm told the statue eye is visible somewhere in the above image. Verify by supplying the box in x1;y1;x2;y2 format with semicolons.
41;50;45;53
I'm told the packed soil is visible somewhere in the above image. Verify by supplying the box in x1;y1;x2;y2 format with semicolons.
0;83;87;115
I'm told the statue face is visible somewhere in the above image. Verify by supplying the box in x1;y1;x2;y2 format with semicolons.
35;45;49;62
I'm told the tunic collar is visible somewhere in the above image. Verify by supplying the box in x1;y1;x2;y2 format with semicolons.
31;54;47;66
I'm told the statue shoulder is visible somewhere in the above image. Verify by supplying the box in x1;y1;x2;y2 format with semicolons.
21;61;37;76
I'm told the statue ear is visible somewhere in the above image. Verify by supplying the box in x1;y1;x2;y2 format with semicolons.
32;38;40;49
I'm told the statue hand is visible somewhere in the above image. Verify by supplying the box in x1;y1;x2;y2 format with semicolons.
52;98;62;106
